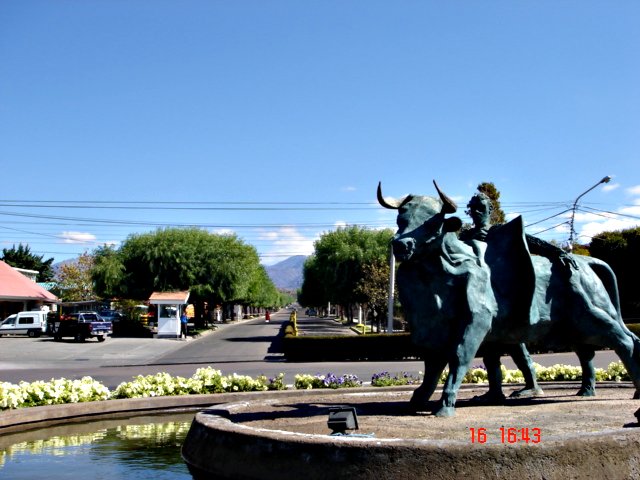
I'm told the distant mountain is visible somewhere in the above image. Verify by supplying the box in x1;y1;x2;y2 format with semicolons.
265;255;307;291
52;258;77;276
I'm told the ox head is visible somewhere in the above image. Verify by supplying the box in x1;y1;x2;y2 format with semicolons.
377;180;461;261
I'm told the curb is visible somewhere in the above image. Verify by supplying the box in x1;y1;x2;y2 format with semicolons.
0;386;410;435
2;382;635;435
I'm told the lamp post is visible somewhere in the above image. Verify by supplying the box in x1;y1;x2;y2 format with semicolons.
567;176;612;250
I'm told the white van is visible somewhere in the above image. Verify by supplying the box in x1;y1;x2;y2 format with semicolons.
0;311;48;337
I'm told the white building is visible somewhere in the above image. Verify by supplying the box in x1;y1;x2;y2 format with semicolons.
149;290;190;339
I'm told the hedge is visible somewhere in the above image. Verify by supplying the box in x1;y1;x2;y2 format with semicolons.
281;327;640;362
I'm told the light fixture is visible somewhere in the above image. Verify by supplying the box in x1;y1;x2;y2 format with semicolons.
327;406;359;435
567;175;612;249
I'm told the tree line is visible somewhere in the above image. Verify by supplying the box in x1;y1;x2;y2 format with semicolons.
2;228;292;326
298;225;395;331
589;227;640;320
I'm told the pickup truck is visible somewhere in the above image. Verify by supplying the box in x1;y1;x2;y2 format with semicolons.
48;312;113;342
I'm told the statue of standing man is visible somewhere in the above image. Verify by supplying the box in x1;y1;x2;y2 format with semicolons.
459;192;547;400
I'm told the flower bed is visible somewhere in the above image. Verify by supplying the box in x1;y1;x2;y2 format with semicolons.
294;373;362;389
0;362;631;410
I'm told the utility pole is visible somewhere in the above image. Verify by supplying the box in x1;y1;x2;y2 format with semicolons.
387;244;395;333
567;176;611;250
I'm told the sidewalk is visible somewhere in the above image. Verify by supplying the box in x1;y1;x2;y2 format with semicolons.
295;314;358;336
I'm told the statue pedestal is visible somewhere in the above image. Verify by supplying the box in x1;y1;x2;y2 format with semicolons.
182;384;640;480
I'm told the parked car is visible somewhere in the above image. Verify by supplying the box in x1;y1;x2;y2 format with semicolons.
98;309;126;322
0;311;48;337
48;311;112;342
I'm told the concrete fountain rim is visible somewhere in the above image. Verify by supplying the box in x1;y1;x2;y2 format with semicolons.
181;384;640;480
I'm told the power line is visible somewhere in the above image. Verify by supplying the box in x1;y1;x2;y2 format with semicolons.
2;195;636;264
529;221;570;236
0;210;393;227
0;199;375;204
0;217;388;230
0;200;375;209
523;208;572;228
581;206;640;221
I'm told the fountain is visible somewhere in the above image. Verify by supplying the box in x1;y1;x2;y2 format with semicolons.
182;384;640;480
0;411;194;479
2;384;640;479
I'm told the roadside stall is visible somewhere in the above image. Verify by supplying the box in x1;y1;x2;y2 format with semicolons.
149;291;190;339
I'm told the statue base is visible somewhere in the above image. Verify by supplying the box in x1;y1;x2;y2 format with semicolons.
182;384;640;480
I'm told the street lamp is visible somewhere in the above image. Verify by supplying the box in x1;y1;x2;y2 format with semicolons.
567;175;612;250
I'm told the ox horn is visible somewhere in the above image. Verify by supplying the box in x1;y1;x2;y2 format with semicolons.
377;182;407;209
433;180;457;214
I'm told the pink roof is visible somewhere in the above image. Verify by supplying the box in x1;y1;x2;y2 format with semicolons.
0;260;59;303
149;291;190;303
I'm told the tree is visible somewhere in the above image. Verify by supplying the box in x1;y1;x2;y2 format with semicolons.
92;245;124;297
91;227;277;327
477;182;506;225
56;252;97;302
589;226;640;320
353;258;391;332
299;256;327;308
1;243;55;281
299;225;394;321
246;266;280;310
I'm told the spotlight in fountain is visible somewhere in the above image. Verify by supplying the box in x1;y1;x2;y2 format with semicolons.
327;406;359;435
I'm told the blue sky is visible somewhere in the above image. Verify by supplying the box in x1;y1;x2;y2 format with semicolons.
1;2;639;265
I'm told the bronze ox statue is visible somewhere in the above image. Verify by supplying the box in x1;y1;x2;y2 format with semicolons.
378;180;640;417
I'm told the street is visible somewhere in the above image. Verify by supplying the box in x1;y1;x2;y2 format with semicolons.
0;309;623;389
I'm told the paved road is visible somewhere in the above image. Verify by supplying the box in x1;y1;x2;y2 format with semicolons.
0;309;623;389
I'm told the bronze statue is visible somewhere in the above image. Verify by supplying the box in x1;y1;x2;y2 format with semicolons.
459;192;542;401
378;181;638;417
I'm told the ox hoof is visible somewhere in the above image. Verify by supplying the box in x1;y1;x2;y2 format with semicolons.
470;391;506;405
408;403;429;414
408;396;429;413
510;387;544;399
409;389;431;412
576;387;596;397
434;406;456;418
